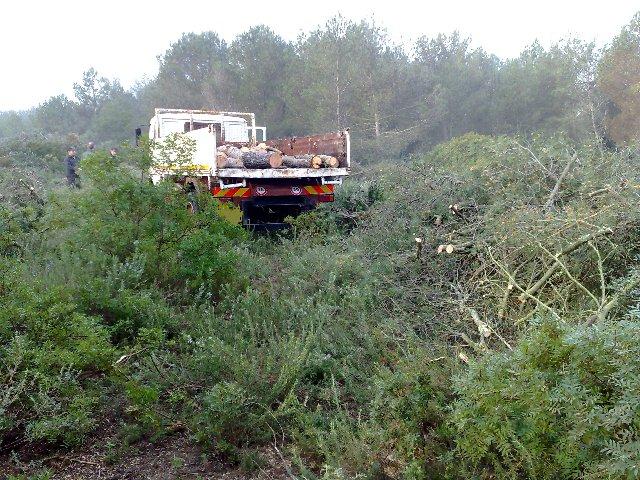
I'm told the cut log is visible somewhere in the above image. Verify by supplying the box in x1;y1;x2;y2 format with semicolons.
310;156;323;169
223;146;244;160
317;155;339;168
241;151;283;169
265;146;283;154
437;242;473;254
282;155;313;168
269;152;283;168
217;152;244;169
216;144;334;169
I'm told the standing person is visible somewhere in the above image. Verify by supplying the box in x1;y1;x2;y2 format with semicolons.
65;147;80;187
82;141;95;160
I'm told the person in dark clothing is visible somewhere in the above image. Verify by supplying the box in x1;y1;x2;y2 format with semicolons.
65;147;80;187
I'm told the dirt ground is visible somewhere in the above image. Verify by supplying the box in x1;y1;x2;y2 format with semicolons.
0;431;295;480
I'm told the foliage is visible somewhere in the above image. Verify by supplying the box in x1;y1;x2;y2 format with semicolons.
46;146;246;305
369;352;455;479
154;32;234;109
452;308;640;479
0;137;248;461
6;12;640;152
2;18;640;474
0;258;114;446
598;12;640;146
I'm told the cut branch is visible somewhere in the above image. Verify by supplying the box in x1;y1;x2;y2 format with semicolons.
595;273;640;323
518;227;613;302
544;152;577;210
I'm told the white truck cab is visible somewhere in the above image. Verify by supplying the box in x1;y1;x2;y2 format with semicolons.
149;108;266;144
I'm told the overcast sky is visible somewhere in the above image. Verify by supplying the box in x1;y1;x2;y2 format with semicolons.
1;0;638;111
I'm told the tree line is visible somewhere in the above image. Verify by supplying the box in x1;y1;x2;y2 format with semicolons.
1;13;639;158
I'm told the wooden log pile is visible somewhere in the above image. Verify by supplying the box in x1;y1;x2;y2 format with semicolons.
216;143;339;169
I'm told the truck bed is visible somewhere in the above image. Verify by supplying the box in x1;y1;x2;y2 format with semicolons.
217;167;349;179
151;130;350;182
214;130;350;179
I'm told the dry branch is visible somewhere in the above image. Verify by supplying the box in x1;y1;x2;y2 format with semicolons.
544;152;576;210
518;227;613;302
595;273;640;323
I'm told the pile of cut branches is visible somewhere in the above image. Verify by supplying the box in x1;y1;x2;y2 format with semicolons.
365;133;640;352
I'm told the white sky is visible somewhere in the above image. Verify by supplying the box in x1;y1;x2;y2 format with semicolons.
1;0;638;111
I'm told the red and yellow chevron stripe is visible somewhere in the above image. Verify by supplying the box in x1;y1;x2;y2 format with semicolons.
303;185;334;195
212;187;251;198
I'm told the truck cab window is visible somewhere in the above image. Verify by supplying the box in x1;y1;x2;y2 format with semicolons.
184;122;215;133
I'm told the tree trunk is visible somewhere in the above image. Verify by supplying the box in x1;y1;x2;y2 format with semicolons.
217;152;244;169
241;151;283;169
282;155;313;168
317;155;339;168
219;145;244;159
311;156;323;169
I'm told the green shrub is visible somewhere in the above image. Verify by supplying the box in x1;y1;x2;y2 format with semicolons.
370;352;455;479
0;259;114;446
452;313;640;479
0;206;25;256
75;274;177;343
197;381;266;452
187;315;313;453
45;149;247;303
0;133;68;169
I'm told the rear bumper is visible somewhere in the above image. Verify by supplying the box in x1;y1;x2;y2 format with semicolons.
212;182;334;199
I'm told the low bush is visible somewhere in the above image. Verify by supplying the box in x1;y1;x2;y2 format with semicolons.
0;259;114;446
452;308;640;479
3;130;640;480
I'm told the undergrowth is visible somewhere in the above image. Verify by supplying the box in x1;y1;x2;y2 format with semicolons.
2;133;640;479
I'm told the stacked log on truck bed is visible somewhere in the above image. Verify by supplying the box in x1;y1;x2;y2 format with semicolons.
217;143;339;169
